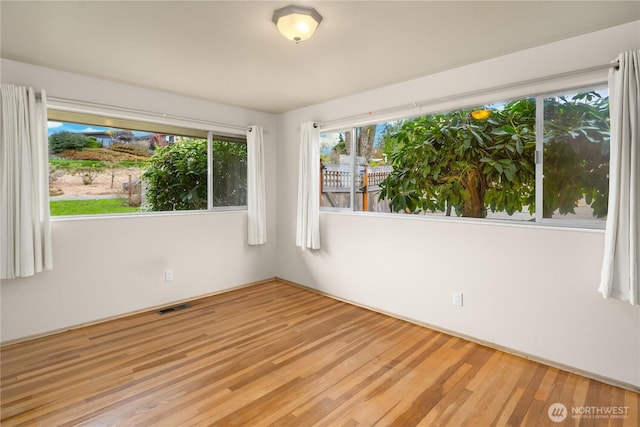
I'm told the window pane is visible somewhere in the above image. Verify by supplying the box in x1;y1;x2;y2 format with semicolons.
48;122;154;216
48;117;247;216
212;140;247;207
144;137;209;211
355;124;392;212
542;89;609;221
318;85;608;227
379;99;536;219
320;130;353;209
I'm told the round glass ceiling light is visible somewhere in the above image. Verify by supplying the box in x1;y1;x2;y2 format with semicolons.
272;5;323;43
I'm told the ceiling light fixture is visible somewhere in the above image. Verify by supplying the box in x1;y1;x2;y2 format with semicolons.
272;5;323;43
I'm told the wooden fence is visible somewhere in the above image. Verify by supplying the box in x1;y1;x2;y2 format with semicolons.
320;164;393;212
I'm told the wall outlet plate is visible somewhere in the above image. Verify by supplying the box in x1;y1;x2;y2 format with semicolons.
453;291;463;306
165;270;174;282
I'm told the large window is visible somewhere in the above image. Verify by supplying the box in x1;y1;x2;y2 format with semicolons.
320;127;393;212
320;85;610;227
541;90;609;222
47;110;247;217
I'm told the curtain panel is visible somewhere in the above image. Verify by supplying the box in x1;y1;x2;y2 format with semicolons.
599;50;640;305
0;84;53;280
296;121;320;250
247;125;267;245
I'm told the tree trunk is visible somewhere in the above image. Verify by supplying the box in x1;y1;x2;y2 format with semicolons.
462;169;486;217
358;125;376;160
344;131;352;155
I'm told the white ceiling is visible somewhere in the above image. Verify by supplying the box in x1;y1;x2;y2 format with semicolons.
1;1;638;114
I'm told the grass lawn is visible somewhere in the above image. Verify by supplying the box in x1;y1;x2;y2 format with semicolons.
50;198;139;216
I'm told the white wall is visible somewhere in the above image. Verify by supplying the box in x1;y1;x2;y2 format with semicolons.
276;21;640;388
0;59;278;342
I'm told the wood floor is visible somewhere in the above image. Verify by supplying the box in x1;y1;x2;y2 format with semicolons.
1;280;638;426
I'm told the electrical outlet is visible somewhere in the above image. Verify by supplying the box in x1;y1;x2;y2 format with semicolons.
165;270;174;282
453;291;463;306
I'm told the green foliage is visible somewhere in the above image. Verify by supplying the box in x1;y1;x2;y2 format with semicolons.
142;138;247;211
379;99;536;217
333;140;347;156
50;198;138;216
542;92;609;218
321;133;347;165
49;131;91;153
50;159;104;170
379;92;609;219
50;159;148;170
86;137;103;149
211;141;247;207
143;139;209;211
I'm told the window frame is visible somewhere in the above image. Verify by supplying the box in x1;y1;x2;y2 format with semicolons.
47;107;248;218
319;82;610;230
534;84;609;229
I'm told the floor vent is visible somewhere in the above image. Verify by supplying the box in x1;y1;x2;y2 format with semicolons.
158;303;192;315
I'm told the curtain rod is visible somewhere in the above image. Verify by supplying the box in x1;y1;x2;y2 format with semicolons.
317;61;619;129
42;95;250;132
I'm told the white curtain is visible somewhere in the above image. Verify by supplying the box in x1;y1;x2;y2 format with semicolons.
1;84;53;280
599;50;639;305
296;121;320;250
247;125;266;245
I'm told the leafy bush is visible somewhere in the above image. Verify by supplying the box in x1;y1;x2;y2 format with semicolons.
380;100;536;217
86;137;103;149
542;92;609;218
142;138;248;211
211;140;247;207
143;139;208;211
379;91;609;218
49;131;91;153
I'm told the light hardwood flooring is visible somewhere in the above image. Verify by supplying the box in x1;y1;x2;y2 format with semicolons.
1;280;638;426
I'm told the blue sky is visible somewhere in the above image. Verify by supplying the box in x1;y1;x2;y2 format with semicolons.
319;123;391;156
47;121;151;137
